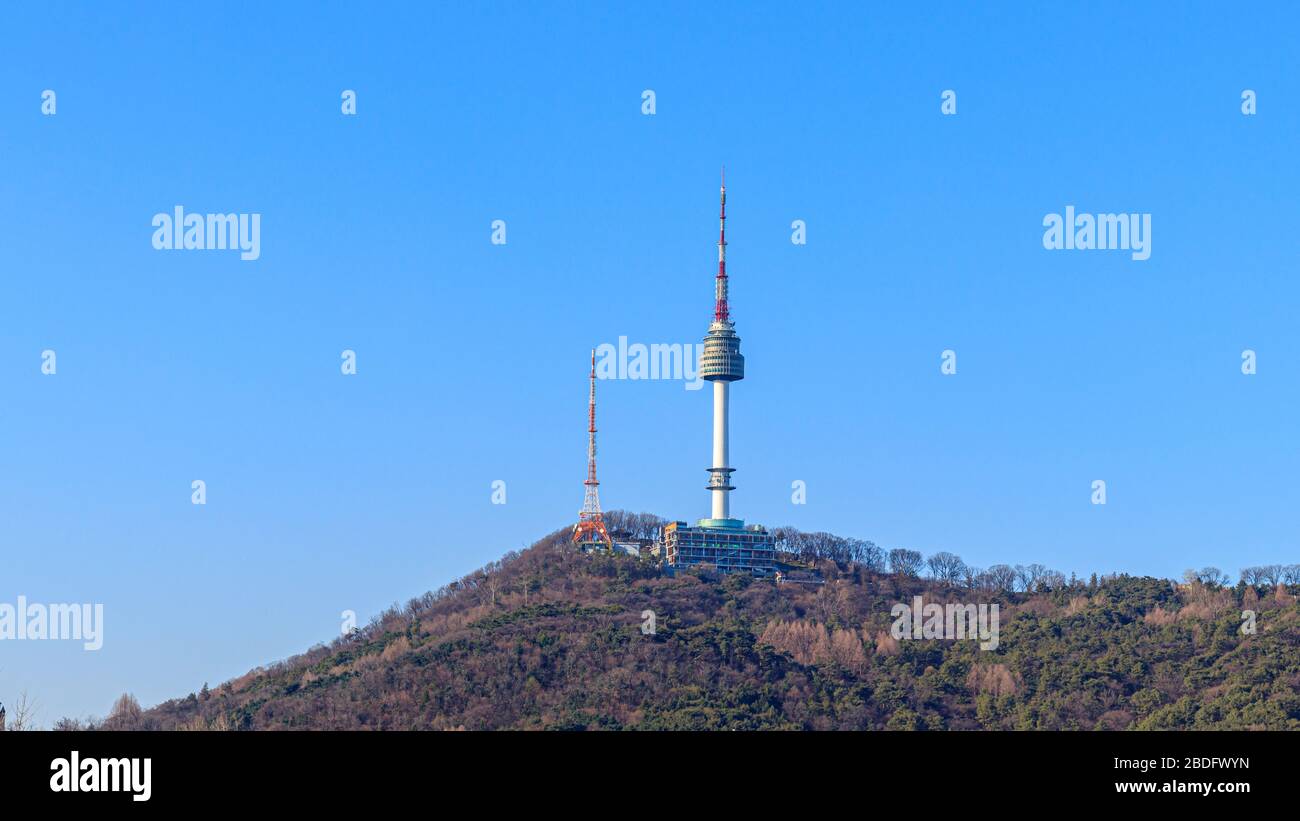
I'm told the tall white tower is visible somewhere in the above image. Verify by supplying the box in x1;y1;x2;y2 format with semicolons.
660;172;775;578
699;171;745;523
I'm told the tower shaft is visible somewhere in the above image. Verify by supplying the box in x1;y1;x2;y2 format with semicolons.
574;349;611;548
585;348;598;492
710;380;730;519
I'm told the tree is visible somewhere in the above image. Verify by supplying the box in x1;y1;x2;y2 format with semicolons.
1039;570;1067;591
1026;563;1051;591
985;564;1018;593
1259;565;1283;586
105;693;143;730
926;552;966;583
888;548;923;577
1014;565;1031;592
3;691;38;731
1184;567;1230;588
853;540;886;572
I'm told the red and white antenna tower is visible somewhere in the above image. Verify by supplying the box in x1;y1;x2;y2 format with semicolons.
573;349;612;549
715;166;729;323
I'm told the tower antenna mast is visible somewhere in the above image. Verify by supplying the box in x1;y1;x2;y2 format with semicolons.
715;166;729;323
573;349;612;549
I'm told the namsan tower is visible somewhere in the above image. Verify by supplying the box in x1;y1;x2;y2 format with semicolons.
661;172;775;577
700;169;745;522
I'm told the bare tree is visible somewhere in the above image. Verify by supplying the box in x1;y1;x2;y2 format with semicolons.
985;564;1018;593
104;693;142;730
1014;565;1032;592
853;539;886;572
926;552;966;583
888;548;923;577
1184;567;1230;588
771;527;890;568
1039;570;1067;591
4;691;38;731
812;581;852;626
1026;563;1051;591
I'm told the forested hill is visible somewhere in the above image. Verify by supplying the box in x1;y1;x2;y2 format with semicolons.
96;515;1300;730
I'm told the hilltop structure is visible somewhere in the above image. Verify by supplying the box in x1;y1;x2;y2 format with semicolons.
572;349;613;551
662;173;776;577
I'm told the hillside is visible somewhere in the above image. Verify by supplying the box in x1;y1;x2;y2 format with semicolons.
97;517;1300;731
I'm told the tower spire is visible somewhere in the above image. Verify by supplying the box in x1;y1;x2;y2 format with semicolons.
714;167;729;324
573;348;612;550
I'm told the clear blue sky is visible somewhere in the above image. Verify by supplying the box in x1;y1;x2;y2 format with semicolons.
2;2;1298;722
